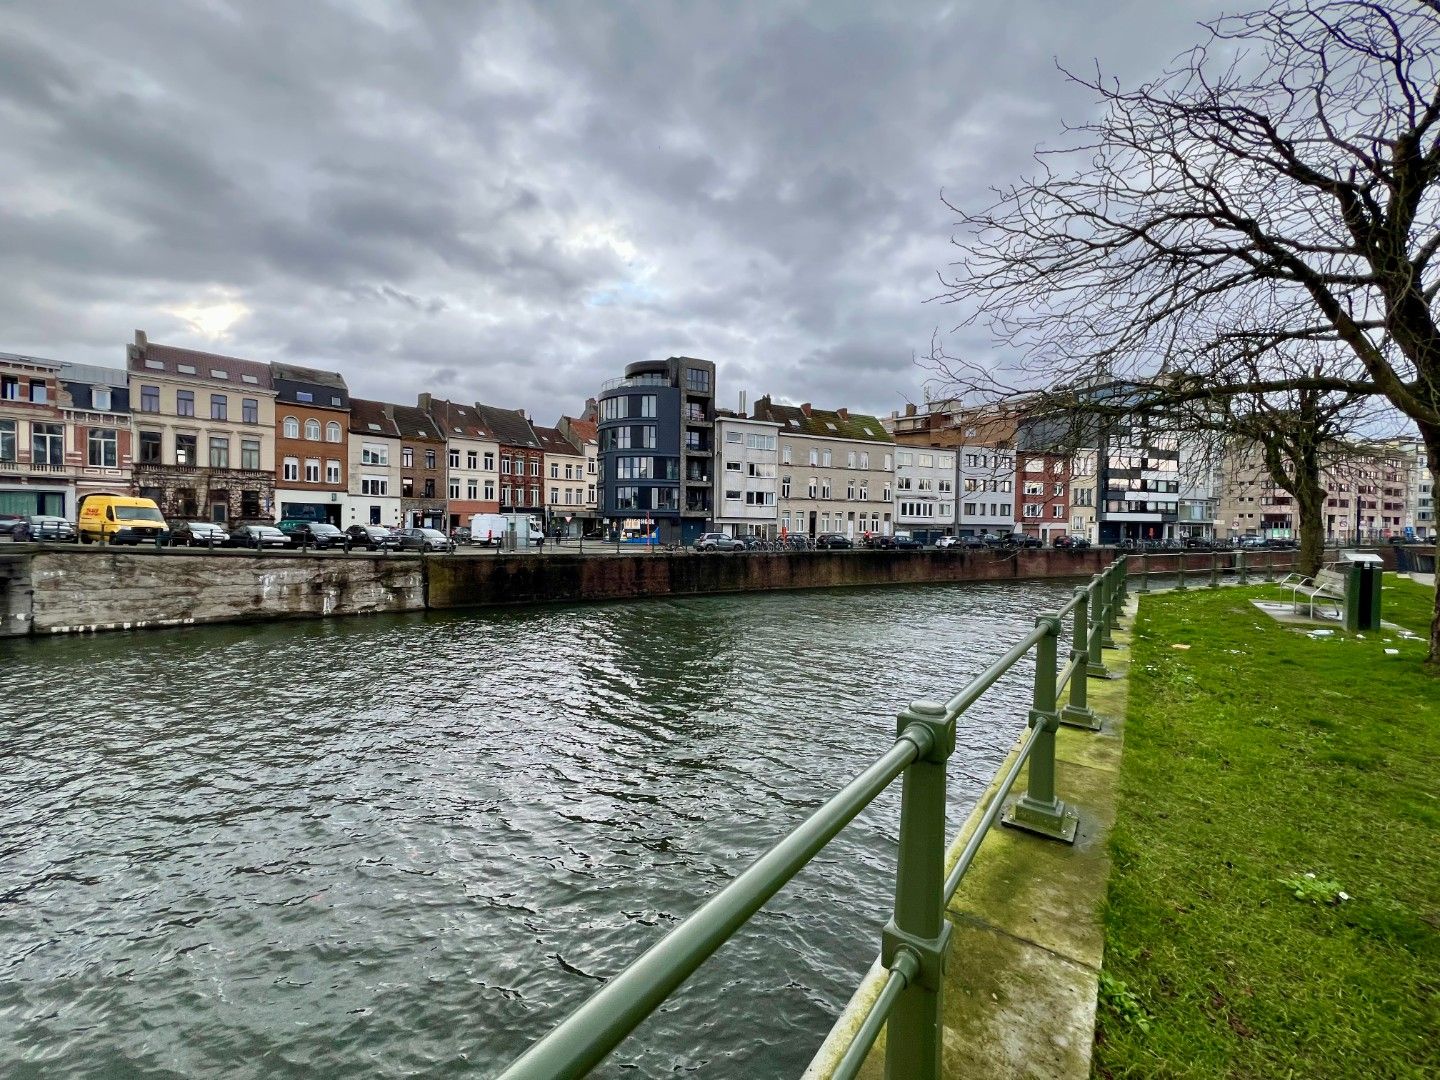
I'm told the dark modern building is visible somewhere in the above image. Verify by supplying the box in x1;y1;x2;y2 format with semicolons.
596;356;716;544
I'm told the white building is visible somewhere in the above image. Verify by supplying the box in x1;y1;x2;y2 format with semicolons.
346;398;403;529
958;446;1016;536
714;413;781;537
893;446;957;540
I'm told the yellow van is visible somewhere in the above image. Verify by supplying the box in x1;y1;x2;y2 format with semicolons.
78;493;169;546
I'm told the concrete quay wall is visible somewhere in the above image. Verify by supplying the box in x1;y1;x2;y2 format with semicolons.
0;544;1402;637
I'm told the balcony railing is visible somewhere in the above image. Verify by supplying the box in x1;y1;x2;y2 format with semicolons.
0;460;69;473
600;374;670;392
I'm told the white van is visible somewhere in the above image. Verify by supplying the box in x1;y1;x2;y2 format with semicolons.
469;513;544;547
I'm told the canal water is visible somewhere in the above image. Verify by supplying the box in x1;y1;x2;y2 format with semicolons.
1;579;1073;1078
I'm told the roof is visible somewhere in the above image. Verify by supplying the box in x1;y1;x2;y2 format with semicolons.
560;416;598;445
751;396;893;443
0;351;62;371
129;341;273;389
388;402;446;442
425;397;496;442
349;397;399;437
473;402;541;449
59;362;128;387
532;424;582;457
270;362;347;390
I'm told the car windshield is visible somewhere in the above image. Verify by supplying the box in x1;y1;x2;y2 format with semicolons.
420;529;445;538
310;524;341;534
115;506;165;522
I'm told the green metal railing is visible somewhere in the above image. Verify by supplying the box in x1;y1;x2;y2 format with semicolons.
1134;547;1311;595
497;557;1131;1080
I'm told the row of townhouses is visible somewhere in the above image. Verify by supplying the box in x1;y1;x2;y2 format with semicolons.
3;342;1433;543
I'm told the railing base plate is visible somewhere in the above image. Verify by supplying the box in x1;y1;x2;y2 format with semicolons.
1059;705;1102;732
1002;799;1079;845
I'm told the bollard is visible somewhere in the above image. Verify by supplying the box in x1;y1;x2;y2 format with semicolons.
1175;553;1188;591
1004;616;1078;843
1209;551;1220;588
883;701;956;1080
1060;585;1100;730
1086;577;1109;678
1238;549;1248;585
1139;551;1150;593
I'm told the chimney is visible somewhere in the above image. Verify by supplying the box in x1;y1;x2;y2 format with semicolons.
836;407;849;421
800;402;812;417
738;390;746;417
905;403;917;417
418;392;432;412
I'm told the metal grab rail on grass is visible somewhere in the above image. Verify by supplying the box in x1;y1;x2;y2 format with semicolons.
496;557;1131;1080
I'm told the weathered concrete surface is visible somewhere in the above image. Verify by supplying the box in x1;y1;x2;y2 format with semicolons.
804;600;1137;1080
0;553;33;637
24;548;425;634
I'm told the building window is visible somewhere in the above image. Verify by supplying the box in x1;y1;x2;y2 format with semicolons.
467;479;478;499
283;416;299;438
425;449;436;469
210;394;228;420
304;459;320;483
283;458;300;483
641;395;657;418
29;380;48;403
243;398;259;423
362;476;389;496
87;428;118;468
362;443;389;466
326;421;342;443
326;460;341;484
450;448;461;469
449;477;461;499
0;376;17;401
92;387;112;411
530;459;540;477
467;450;478;469
176;390;195;417
423;478;435;497
402;447;413;467
822;479;832;499
305;419;321;441
550;461;559;478
175;433;197;466
482;451;494;470
139;385;159;412
25;422;62;465
209;436;229;468
484;480;495;500
807;477;818;498
296;391;313;403
685;368;711;392
0;420;14;462
241;438;261;470
137;430;161;463
859;483;868;501
550;487;560;504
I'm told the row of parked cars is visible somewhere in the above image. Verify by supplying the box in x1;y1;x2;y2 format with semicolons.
692;530;1096;552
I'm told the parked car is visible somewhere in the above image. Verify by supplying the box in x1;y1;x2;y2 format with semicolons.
170;521;229;547
980;532;1009;548
397;527;454;552
1053;534;1091;550
1238;535;1268;549
227;524;289;549
693;532;745;552
1263;537;1299;549
958;535;988;550
1000;533;1041;549
450;527;473;545
815;532;853;549
892;532;924;550
1181;536;1215;550
11;515;78;543
934;535;959;548
0;513;25;536
345;524;400;550
277;520;345;549
864;533;895;549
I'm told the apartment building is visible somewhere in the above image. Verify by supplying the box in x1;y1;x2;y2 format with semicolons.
390;403;447;530
751;396;894;539
420;396;501;531
893;445;956;541
533;424;588;534
347;398;403;528
1016;451;1070;541
556;414;599;535
127;332;276;523
1;353;72;517
714;412;781;538
272;362;350;525
58;363;133;513
597;357;717;544
474;403;544;519
958;446;1016;536
1069;451;1098;542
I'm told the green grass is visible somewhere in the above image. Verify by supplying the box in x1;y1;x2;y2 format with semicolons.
1093;585;1440;1079
1380;573;1438;639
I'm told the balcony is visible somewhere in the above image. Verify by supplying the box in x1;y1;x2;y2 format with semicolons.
0;460;70;474
600;373;669;392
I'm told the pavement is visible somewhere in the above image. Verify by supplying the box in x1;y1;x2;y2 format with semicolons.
805;597;1137;1080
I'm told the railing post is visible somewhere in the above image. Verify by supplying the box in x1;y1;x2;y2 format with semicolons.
1237;549;1249;585
1100;565;1118;648
883;701;956;1080
1209;551;1220;588
1108;558;1124;629
1004;616;1078;843
1264;549;1274;581
1086;577;1109;678
1060;585;1100;730
1175;552;1187;591
1139;551;1150;593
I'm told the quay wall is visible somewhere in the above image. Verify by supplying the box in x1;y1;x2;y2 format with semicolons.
0;544;1402;637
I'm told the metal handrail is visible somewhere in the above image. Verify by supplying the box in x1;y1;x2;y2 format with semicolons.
498;557;1131;1080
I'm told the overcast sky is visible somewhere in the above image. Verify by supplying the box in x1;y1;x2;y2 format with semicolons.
1;0;1218;424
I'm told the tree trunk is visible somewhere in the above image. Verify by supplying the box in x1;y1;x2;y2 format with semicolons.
1421;424;1440;670
1295;480;1326;579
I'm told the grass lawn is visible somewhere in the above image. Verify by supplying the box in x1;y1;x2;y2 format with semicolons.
1094;582;1440;1079
1379;572;1438;639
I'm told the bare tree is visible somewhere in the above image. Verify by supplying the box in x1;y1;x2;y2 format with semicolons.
931;1;1440;665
